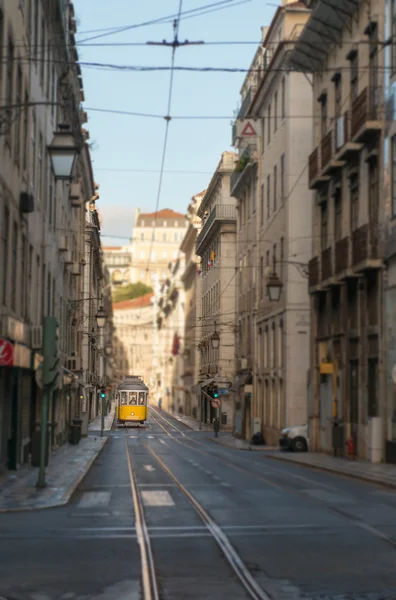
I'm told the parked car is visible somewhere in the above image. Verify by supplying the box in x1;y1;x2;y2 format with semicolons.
279;425;308;452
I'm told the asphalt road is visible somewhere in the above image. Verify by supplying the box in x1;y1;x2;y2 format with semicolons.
1;409;396;600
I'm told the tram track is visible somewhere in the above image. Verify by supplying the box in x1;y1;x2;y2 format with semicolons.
125;412;272;600
148;407;396;552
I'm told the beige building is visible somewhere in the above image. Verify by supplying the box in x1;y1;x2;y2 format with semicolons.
195;152;238;430
290;0;387;460
0;1;111;472
112;292;155;386
102;246;132;289
180;190;205;418
231;0;313;443
131;208;187;286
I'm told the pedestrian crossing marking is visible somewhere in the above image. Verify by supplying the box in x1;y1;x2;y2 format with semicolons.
77;491;111;509
141;490;175;506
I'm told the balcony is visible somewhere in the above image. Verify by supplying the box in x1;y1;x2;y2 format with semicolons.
195;204;237;253
308;145;331;190
334;111;363;160
351;86;382;143
335;237;349;275
230;144;258;196
308;256;320;290
321;247;333;282
351;223;382;271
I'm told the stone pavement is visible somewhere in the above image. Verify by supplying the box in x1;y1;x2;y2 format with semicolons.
0;434;108;513
88;405;115;431
209;432;278;451
267;450;396;489
173;413;213;432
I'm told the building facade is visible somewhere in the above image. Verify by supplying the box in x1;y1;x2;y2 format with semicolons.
0;1;111;473
102;246;133;289
112;292;155;386
130;208;187;286
180;190;205;418
195;152;238;430
290;0;387;459
231;1;313;443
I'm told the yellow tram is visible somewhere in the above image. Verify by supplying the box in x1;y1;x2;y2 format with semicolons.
116;376;149;426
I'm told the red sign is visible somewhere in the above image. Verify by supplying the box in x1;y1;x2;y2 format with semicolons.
240;122;257;137
211;398;220;409
0;339;14;366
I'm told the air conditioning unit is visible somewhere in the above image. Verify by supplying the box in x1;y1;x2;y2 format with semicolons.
67;356;81;371
31;326;43;349
70;183;81;199
64;251;73;265
70;262;82;276
58;236;68;252
80;111;88;124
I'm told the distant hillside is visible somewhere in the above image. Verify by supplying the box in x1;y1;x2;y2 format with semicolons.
112;282;153;304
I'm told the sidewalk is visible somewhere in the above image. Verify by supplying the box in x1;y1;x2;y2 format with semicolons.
173;413;213;432
266;451;396;488
0;435;108;513
88;405;115;432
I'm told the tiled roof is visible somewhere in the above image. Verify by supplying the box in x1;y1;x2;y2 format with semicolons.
137;208;185;221
103;246;122;251
113;292;154;310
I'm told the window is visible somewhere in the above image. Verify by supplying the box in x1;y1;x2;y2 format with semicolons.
320;202;328;250
162;251;167;258
261;117;265;153
15;65;22;163
31;110;36;185
21;235;26;318
151;251;156;260
280;237;284;280
33;0;39;60
253;178;257;214
11;222;18;311
334;74;342;118
349;51;358;102
260;256;264;298
334;187;342;241
47;272;51;316
267;104;271;143
0;11;4;96
260;183;264;226
140;233;144;241
141;220;145;227
52;277;56;317
266;174;271;219
320;94;327;138
392;135;396;215
2;207;9;306
350;171;359;231
23;91;29;170
274;91;278;132
281;77;285;119
38;132;43;202
266;250;270;267
27;245;33;320
163;233;167;242
273;243;277;272
273;164;277;212
280;153;285;202
40;17;45;87
41;263;45;319
6;38;14;137
49;161;54;224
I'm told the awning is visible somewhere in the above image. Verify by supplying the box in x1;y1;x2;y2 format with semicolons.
230;372;252;393
288;0;359;73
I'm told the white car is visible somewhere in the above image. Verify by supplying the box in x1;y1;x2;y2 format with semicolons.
279;425;308;452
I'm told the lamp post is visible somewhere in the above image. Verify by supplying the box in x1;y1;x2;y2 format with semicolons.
266;272;283;302
48;124;79;181
95;306;107;435
95;305;107;329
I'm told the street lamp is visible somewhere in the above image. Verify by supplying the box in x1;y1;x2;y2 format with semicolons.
211;323;220;350
267;272;283;302
48;124;79;181
95;305;107;328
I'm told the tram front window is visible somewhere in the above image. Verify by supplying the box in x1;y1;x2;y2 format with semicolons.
129;392;137;405
138;393;145;406
121;392;127;405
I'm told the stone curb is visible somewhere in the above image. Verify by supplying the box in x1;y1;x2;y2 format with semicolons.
265;452;396;489
0;437;108;514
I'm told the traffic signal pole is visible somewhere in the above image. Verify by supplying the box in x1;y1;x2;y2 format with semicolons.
100;388;106;438
37;317;59;489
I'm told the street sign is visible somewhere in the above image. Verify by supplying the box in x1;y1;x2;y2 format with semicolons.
35;363;61;390
240;122;257;136
211;398;220;408
0;339;14;366
219;388;228;396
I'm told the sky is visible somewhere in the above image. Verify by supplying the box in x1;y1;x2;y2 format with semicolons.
76;0;278;246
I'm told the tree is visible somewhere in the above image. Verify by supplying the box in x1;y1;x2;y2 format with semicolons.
112;282;153;303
